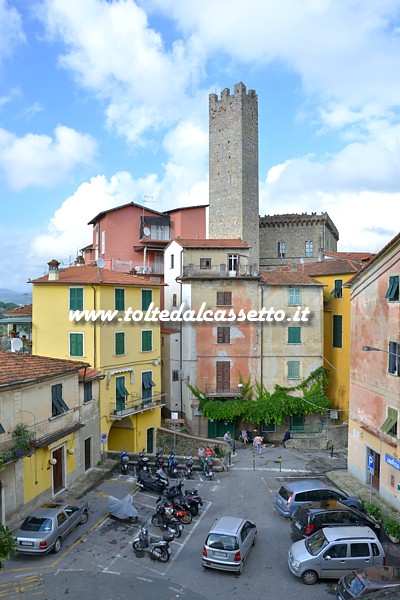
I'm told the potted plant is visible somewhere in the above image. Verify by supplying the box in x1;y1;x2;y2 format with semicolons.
363;501;382;522
384;517;400;543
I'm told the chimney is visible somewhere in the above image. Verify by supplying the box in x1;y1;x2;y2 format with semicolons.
48;259;60;281
75;255;85;266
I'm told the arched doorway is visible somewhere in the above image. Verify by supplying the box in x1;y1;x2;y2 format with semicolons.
108;417;135;452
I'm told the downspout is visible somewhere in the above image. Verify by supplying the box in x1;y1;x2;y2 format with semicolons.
91;285;97;368
260;284;264;386
179;249;183;417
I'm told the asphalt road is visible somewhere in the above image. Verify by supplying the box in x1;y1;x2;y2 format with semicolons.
2;445;349;599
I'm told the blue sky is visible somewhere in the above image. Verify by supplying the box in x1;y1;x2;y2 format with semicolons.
1;0;400;292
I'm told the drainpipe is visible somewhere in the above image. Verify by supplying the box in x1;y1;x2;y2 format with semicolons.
0;481;5;525
179;250;183;417
91;285;97;368
260;284;264;386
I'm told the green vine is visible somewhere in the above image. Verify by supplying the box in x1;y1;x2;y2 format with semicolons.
191;367;329;424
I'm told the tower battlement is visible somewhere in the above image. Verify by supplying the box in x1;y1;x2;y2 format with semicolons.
209;82;257;106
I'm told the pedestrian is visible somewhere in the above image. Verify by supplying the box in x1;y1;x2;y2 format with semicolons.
253;433;263;455
198;446;205;460
241;428;248;445
204;445;213;458
282;429;291;448
223;431;232;448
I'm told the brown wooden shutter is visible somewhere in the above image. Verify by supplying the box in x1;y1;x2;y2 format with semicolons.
216;361;230;392
217;327;230;343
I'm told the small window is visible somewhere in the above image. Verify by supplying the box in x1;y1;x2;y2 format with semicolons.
217;326;230;344
69;332;84;357
278;241;286;258
350;543;369;558
69;287;83;311
141;330;153;352
371;542;381;557
172;370;179;382
288;326;301;344
381;407;398;437
332;279;343;298
170;254;174;269
333;315;343;348
172;293;177;307
83;381;92;403
51;384;69;417
142;289;152;311
115;288;125;311
287;361;300;379
228;254;238;272
305;241;313;258
101;230;106;255
326;544;347;559
385;275;399;301
115;332;125;356
142;371;155;401
200;258;211;269
388;342;400;376
216;291;232;306
288;288;301;305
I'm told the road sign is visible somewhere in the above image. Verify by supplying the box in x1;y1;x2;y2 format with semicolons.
101;433;108;444
368;454;375;474
171;412;179;420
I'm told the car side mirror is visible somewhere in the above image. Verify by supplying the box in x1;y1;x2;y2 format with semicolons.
324;555;331;560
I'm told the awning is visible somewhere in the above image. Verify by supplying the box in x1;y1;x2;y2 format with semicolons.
106;368;134;389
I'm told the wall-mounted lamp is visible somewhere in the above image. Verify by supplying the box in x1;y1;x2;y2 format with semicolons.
237;383;243;388
49;458;57;465
67;448;75;455
153;359;160;366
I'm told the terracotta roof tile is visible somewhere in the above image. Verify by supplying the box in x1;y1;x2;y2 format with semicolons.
3;304;32;317
78;367;104;382
0;351;88;387
300;259;363;276
259;271;323;286
30;265;163;287
324;251;374;262
347;231;400;286
175;238;249;248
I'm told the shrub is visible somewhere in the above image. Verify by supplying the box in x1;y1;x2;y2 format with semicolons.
363;502;382;521
384;517;400;539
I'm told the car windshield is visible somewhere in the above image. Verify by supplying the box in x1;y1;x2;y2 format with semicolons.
343;574;365;595
20;517;53;532
305;529;329;555
206;533;239;551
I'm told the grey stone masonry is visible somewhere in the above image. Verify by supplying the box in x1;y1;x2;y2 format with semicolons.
209;82;259;269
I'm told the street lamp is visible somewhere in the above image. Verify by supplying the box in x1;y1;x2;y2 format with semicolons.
362;346;389;353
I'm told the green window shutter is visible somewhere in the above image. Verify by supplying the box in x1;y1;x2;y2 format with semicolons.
69;288;83;310
115;332;125;355
142;290;152;310
142;330;152;352
333;280;343;298
70;333;83;357
115;288;125;311
385;276;399;301
381;408;398;434
288;288;300;305
288;361;300;379
288;327;301;344
333;315;343;348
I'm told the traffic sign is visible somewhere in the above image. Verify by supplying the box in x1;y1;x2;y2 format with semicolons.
101;433;108;444
368;454;375;473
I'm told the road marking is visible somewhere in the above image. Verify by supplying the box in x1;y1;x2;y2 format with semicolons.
230;467;309;472
210;485;220;492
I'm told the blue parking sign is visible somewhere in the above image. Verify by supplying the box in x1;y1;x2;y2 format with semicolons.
368;454;375;473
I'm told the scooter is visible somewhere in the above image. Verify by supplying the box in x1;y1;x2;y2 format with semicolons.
156;495;192;525
168;454;179;478
155;451;165;472
203;456;214;479
137;470;169;494
184;456;194;479
132;525;173;563
108;494;138;522
166;480;203;516
150;505;183;538
120;451;129;475
136;450;150;474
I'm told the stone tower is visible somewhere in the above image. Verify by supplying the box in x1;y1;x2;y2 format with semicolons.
209;82;259;269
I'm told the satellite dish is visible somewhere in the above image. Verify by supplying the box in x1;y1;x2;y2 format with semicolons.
143;227;151;237
11;338;23;352
96;258;106;268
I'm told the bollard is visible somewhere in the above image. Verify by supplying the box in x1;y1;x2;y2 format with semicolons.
252;447;256;471
278;456;282;472
331;444;334;459
228;451;232;466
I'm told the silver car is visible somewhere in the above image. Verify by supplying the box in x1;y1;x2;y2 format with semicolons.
15;501;89;554
202;516;257;575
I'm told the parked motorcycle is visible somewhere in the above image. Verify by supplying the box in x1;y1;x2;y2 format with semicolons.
137;470;169;494
184;456;194;479
166;480;203;516
155;450;165;472
156;495;192;525
150;505;183;538
203;456;214;479
120;451;129;475
136;449;150;474
108;494;138;522
132;524;173;562
168;453;179;478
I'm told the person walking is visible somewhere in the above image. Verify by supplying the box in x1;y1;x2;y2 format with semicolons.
253;433;263;455
241;428;248;445
282;429;291;448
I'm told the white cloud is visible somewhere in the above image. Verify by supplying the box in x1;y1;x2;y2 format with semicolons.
0;0;25;63
0;125;97;190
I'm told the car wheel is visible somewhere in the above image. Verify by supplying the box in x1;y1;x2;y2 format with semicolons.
302;570;318;585
252;535;257;547
80;511;89;524
53;537;62;554
235;562;243;576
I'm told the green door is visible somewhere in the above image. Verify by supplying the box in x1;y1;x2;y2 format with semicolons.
207;419;235;439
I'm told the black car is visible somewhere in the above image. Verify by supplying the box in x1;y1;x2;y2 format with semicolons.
290;500;381;540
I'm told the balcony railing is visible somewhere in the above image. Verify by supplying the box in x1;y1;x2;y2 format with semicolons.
109;393;165;419
0;337;32;353
140;227;175;242
202;386;242;398
182;264;256;278
111;259;164;275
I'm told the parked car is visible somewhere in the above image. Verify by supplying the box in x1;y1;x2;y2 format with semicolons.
15;501;89;555
291;501;382;540
288;526;385;585
275;479;362;517
336;566;400;599
202;515;257;575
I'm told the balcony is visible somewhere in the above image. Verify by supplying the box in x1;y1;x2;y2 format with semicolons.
203;385;242;398
0;336;32;353
109;393;165;420
182;264;256;278
111;259;164;275
140;226;175;243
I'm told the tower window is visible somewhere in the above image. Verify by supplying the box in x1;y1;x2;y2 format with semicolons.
305;241;313;257
278;242;286;258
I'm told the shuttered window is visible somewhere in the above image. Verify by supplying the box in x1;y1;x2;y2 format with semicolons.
141;330;153;352
385;276;399;301
115;288;125;311
69;333;84;357
216;291;232;306
216;361;230;392
69;288;83;310
388;342;400;376
217;327;230;344
115;332;125;355
287;361;300;379
142;290;152;310
333;315;343;348
288;327;301;344
288;288;301;305
51;384;69;417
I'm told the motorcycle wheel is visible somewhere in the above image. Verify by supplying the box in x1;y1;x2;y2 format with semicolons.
152;546;170;563
188;504;199;517
150;514;160;526
179;511;192;525
168;523;182;538
132;540;142;553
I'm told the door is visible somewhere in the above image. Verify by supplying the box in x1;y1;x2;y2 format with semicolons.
320;543;348;577
84;437;91;471
368;449;380;490
216;361;230;392
348;542;373;570
207;420;235;438
52;447;64;494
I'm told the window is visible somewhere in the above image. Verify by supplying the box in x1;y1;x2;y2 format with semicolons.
141;330;153;352
69;287;83;311
305;241;313;258
263;422;276;432
388;342;400;376
288;327;301;344
172;370;179;382
69;333;84;357
116;376;129;411
287;361;300;379
170;254;174;269
217;326;230;344
332;279;343;298
141;289;152;311
288;288;301;305
350;543;369;558
385;276;399;301
216;361;230;392
326;544;348;559
333;315;343;348
228;254;238;272
381;407;398;438
200;258;211;269
51;384;69;417
57;512;68;527
115;288;125;311
290;413;304;429
142;371;156;402
278;241;286;258
95;223;99;246
101;230;106;255
83;381;92;403
216;291;232;306
172;293;177;307
115;332;125;356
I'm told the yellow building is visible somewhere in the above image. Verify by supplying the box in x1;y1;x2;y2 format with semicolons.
302;255;371;422
31;261;163;455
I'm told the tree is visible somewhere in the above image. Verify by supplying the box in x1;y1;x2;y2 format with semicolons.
0;526;17;568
